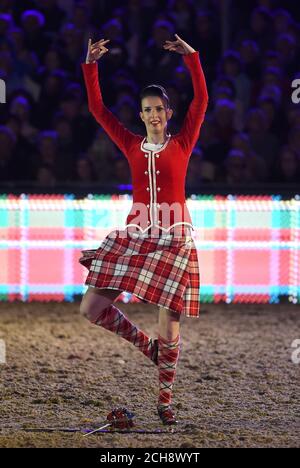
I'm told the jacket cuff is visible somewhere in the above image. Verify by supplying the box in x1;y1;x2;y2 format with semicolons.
81;62;98;70
183;50;199;64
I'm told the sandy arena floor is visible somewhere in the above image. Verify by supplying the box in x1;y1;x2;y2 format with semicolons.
0;301;299;448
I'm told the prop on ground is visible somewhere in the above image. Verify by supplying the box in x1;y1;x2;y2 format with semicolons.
22;407;178;434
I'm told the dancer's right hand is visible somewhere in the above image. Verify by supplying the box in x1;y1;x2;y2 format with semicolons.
86;38;110;63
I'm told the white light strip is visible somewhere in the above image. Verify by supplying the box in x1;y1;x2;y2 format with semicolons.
0;240;299;248
290;196;300;303
64;197;74;298
83;195;94;284
270;198;280;300
20;194;28;302
226;195;234;304
0;284;288;294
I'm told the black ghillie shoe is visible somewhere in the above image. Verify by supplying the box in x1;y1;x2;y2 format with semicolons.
157;405;178;425
151;338;158;366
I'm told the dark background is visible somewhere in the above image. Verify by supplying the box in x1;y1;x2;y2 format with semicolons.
0;0;300;193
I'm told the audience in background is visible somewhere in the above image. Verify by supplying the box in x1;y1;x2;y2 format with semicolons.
0;0;299;188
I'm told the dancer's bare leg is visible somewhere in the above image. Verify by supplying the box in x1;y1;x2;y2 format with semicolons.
158;306;181;340
80;286;122;322
80;287;158;363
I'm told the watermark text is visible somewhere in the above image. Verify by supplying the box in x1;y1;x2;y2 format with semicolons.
0;339;6;364
0;79;6;103
291;79;300;104
291;339;300;364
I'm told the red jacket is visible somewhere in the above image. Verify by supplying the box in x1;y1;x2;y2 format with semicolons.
82;51;208;234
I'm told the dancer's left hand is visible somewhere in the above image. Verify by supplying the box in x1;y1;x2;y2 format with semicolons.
163;34;196;55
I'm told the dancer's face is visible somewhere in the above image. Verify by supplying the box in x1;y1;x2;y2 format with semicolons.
140;96;173;138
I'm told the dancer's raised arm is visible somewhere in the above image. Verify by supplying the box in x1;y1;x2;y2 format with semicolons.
82;38;135;158
164;34;209;153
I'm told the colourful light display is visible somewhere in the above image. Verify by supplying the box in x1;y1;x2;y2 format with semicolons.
0;194;299;304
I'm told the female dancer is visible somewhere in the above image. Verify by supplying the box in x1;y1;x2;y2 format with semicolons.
79;33;208;425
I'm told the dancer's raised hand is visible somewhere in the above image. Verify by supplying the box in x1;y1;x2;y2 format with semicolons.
86;38;110;63
163;34;195;55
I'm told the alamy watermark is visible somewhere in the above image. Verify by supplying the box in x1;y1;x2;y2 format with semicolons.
106;201;196;240
291;339;300;364
0;339;6;364
0;79;6;103
291;79;300;104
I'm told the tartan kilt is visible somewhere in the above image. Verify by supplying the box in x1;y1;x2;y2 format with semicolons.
78;228;200;318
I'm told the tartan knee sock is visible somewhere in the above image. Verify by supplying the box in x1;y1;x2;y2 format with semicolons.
92;303;157;362
157;333;181;409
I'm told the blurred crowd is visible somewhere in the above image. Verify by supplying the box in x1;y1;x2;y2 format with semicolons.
0;0;300;188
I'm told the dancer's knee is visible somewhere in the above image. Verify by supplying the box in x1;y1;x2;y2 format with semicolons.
79;298;93;321
159;306;181;322
79;291;112;323
80;300;107;323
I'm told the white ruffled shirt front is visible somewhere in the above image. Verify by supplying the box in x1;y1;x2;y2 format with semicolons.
143;142;164;151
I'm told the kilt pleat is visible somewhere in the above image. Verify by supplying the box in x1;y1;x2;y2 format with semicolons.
78;229;200;318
